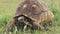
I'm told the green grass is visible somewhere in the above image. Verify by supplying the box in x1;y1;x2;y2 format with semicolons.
0;0;60;34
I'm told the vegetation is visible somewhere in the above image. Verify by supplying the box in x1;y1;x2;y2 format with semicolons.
0;0;60;34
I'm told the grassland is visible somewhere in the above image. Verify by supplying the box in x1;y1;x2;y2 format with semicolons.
0;0;60;34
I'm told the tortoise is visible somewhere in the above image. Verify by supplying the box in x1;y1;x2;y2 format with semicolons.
14;0;54;30
6;0;54;33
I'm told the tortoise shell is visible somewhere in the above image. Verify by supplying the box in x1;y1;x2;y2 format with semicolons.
14;0;52;22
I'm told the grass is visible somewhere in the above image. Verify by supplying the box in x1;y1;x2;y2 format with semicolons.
0;0;60;34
